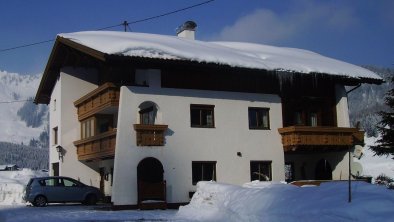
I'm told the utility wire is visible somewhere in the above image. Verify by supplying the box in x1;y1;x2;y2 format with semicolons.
0;0;215;53
0;99;33;104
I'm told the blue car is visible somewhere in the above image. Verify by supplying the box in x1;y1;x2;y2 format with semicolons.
23;176;101;207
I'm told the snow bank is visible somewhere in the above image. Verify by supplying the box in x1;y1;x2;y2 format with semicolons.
355;137;394;180
59;31;382;81
177;181;394;222
0;169;47;205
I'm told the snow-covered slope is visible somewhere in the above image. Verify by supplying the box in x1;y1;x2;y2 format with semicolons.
355;137;394;179
0;169;47;205
0;71;47;144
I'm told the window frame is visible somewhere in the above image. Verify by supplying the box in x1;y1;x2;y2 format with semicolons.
248;107;270;130
190;104;215;128
192;161;217;185
250;160;272;181
53;127;58;145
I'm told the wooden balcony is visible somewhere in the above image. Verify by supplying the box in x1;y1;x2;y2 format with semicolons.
73;130;117;161
74;82;120;121
278;126;364;152
133;124;168;146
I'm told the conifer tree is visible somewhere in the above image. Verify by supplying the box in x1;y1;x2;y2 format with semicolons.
370;76;394;157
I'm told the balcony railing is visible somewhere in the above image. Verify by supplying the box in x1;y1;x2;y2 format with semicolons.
133;124;168;146
73;130;117;161
74;82;120;121
278;126;364;152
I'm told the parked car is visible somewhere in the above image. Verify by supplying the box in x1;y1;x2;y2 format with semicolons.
23;176;101;207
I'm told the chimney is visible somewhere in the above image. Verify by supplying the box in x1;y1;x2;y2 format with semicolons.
176;21;197;40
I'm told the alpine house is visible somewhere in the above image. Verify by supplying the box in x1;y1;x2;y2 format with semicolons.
34;21;383;209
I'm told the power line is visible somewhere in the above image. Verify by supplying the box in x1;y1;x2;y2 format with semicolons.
0;40;54;53
0;99;33;104
0;0;215;53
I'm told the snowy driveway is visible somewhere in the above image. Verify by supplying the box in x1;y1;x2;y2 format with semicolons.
0;204;178;222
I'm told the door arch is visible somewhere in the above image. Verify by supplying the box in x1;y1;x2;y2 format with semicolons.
137;157;164;183
315;159;332;180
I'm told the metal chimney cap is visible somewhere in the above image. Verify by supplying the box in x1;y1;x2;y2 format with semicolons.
176;21;197;34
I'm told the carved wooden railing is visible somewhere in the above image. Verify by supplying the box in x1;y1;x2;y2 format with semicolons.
73;130;116;161
74;82;120;121
278;126;364;152
133;124;168;146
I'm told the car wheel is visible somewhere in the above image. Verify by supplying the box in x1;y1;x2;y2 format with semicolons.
84;194;97;205
33;195;47;207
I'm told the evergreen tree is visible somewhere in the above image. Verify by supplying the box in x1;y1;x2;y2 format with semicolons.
371;76;394;157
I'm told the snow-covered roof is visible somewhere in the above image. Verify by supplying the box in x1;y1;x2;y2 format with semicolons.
59;31;382;82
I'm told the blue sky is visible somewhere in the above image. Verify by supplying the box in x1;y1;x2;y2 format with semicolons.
0;0;393;75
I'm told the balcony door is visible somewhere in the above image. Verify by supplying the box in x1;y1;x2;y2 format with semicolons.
315;159;332;180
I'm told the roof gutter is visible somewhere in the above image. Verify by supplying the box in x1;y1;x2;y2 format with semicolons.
346;83;362;95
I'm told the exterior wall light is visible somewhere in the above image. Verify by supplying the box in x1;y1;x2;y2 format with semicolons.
56;145;63;161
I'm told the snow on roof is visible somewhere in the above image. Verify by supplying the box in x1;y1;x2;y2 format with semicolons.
59;31;382;81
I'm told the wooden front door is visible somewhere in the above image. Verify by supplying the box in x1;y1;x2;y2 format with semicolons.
137;157;166;209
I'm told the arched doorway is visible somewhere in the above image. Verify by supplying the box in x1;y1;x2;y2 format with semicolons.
315;159;332;180
137;157;164;183
137;157;167;209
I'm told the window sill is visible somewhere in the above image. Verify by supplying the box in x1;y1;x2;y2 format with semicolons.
249;127;270;130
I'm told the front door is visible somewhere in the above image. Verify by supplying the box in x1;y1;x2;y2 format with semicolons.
137;157;165;204
315;159;332;180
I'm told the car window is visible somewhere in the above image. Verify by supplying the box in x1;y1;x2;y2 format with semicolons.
38;180;46;186
43;178;64;187
63;178;78;187
44;179;55;186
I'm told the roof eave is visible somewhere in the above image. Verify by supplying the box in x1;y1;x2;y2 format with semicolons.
34;36;107;104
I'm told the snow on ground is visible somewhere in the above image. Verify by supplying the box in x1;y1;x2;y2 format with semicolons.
177;181;394;222
355;136;394;179
0;205;177;222
0;169;47;205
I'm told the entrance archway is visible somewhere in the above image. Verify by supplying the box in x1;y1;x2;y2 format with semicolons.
137;157;164;183
137;157;167;209
315;159;332;180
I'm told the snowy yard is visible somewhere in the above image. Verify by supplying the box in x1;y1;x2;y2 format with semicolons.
1;175;394;221
0;205;177;222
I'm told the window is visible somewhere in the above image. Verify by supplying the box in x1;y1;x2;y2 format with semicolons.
308;112;318;127
53;127;58;145
192;161;216;185
139;106;156;125
63;178;79;187
285;162;295;182
250;161;272;181
53;99;56;111
81;118;95;139
190;104;215;128
248;107;270;129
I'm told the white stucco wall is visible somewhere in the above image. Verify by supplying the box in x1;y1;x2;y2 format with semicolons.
50;67;101;187
49;77;61;175
112;85;284;205
335;84;350;127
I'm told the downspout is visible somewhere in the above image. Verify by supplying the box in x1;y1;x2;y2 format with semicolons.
346;83;361;95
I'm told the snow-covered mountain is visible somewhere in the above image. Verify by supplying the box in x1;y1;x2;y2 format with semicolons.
0;70;48;145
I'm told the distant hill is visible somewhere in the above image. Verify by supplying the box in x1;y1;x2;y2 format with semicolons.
0;71;48;146
348;66;394;136
0;142;48;170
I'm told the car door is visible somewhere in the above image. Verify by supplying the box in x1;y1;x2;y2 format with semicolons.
61;178;86;202
42;178;64;202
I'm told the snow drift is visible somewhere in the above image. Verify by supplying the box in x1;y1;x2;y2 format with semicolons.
0;169;47;205
177;181;394;222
